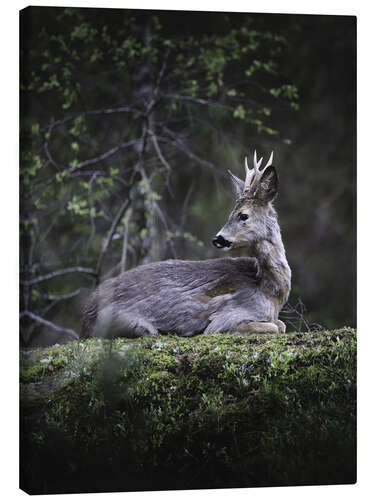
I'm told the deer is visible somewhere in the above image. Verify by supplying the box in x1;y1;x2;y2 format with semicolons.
81;150;291;338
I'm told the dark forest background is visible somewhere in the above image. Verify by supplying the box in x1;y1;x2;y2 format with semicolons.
20;7;356;346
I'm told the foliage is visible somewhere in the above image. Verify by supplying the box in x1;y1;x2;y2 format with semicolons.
20;327;356;494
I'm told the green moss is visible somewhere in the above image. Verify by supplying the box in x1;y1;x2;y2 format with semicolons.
20;328;356;494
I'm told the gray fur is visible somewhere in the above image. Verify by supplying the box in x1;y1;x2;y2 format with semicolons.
81;152;291;338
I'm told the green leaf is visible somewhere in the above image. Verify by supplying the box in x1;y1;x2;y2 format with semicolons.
270;88;281;98
208;82;218;96
233;105;246;120
31;123;39;134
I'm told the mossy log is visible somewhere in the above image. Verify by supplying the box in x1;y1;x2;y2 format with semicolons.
20;328;356;494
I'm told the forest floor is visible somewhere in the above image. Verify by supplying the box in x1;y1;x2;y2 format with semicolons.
20;327;356;494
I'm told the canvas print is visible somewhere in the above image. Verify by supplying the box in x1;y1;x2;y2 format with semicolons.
20;7;356;494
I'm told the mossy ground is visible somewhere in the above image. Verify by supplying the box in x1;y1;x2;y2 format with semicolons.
20;328;356;494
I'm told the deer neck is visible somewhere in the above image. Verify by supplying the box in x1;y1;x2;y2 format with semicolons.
253;231;291;306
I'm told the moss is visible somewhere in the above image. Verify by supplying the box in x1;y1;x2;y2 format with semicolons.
20;328;356;494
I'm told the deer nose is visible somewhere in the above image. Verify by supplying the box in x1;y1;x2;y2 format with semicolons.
212;235;232;249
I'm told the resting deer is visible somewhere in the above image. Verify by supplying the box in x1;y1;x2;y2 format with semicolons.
81;150;291;338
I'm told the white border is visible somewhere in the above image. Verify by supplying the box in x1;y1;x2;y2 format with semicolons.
3;1;374;499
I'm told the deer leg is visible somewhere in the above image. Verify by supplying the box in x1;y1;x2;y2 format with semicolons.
203;315;280;335
112;313;158;338
275;319;286;333
92;308;158;338
235;321;279;334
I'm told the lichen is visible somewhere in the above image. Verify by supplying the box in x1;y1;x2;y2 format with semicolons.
20;327;356;494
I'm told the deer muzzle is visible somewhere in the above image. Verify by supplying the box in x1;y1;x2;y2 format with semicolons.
212;235;232;250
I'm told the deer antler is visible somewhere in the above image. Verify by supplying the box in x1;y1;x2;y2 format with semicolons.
244;156;252;184
264;151;274;169
254;150;263;169
243;150;274;193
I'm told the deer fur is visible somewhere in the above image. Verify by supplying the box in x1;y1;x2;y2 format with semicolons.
81;150;291;338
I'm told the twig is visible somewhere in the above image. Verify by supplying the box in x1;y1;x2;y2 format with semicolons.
148;127;173;196
24;222;39;310
280;299;323;333
320;364;350;383
120;208;132;274
160;128;225;177
37;212;60;249
87;173;98;247
41;289;82;316
29;139;138;197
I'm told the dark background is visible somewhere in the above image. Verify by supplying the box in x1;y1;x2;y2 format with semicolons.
20;8;356;345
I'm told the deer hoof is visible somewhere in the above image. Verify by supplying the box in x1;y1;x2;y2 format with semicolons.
236;321;279;334
275;319;286;333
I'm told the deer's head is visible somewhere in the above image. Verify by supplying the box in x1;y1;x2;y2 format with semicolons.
212;151;279;251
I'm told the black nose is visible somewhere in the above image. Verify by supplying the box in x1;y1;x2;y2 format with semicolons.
212;235;232;249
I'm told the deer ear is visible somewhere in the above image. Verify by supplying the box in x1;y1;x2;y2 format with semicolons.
227;170;245;198
255;166;278;202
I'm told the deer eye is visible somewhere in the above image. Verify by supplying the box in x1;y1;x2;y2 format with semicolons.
238;213;249;221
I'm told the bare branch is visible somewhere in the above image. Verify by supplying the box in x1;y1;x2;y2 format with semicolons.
67;139;138;174
87;173;98;247
37;211;62;251
160;128;225;177
145;49;170;115
29;139;138;197
21;267;97;286
20;311;79;340
179;180;195;230
68;170;104;178
41;105;139;134
280;299;319;333
87;105;137;117
43;288;82;302
139;165;177;259
155;50;170;94
148;127;173;196
44;140;61;171
164;93;235;112
96;199;131;283
149;128;172;174
41;289;82;316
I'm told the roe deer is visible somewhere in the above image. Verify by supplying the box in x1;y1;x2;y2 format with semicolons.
81;150;291;338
